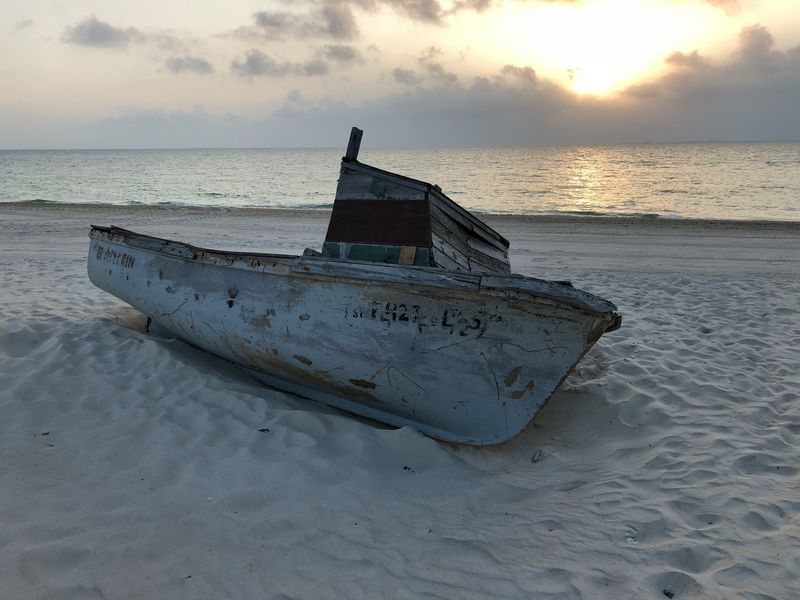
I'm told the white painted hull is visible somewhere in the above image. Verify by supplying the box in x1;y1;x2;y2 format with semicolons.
88;227;619;444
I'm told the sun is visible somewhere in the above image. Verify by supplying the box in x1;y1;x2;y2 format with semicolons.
494;0;717;96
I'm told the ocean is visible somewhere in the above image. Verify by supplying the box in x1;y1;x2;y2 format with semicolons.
1;143;798;221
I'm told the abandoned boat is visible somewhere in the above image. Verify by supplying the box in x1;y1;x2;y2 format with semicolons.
87;127;620;445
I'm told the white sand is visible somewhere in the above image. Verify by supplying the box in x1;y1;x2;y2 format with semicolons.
1;203;798;599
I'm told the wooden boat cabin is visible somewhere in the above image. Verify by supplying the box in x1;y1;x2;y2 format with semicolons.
322;128;511;273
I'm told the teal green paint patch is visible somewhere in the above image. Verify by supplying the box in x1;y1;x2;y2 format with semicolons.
321;242;341;258
414;248;430;266
369;178;388;199
322;242;430;266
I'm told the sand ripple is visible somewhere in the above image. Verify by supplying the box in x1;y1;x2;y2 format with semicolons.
1;207;798;598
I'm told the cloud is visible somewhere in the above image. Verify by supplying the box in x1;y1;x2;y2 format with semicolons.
320;44;362;63
230;43;363;79
165;56;214;75
665;50;709;70
448;0;494;13
228;0;753;49
418;46;458;86
231;0;501;42
231;50;285;77
703;0;742;15
381;0;446;25
146;31;187;53
500;64;537;85
393;47;478;88
371;0;496;24
61;15;185;52
302;59;330;75
616;24;800;139
286;89;311;105
62;15;142;48
244;25;799;146
240;2;359;40
319;3;360;38
636;23;799;96
393;67;421;85
506;0;742;14
12;19;35;35
231;49;330;78
621;82;661;98
11;24;799;149
737;23;784;66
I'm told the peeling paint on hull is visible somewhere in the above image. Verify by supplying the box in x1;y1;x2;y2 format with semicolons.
88;226;620;445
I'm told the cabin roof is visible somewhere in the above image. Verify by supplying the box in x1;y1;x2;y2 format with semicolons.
342;156;433;192
341;157;510;249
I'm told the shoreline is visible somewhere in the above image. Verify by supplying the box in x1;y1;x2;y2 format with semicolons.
3;201;800;232
3;201;798;279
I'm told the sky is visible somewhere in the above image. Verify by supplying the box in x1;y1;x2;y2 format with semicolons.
1;0;799;148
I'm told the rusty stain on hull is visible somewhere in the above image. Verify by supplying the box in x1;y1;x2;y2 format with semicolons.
252;315;272;328
236;346;382;405
349;378;377;390
510;379;536;400
504;366;522;387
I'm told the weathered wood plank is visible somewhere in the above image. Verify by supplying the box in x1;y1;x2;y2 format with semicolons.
431;232;471;271
398;245;417;265
467;253;509;274
338;162;429;193
434;205;507;253
296;255;481;290
466;235;511;264
431;248;466;272
429;189;509;251
430;208;510;273
336;171;428;201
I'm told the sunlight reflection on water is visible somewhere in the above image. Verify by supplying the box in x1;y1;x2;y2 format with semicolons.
1;143;798;220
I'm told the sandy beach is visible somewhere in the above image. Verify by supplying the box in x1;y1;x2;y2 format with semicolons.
1;203;798;599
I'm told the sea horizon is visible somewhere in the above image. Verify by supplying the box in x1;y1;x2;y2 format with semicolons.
3;139;800;152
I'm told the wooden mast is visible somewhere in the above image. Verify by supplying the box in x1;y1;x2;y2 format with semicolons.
344;127;363;162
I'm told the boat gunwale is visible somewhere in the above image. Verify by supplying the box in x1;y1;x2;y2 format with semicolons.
89;225;618;317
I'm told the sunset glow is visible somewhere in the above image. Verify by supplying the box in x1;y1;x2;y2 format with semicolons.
496;0;718;95
1;0;798;148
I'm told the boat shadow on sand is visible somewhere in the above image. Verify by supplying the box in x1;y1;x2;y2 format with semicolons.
99;303;617;459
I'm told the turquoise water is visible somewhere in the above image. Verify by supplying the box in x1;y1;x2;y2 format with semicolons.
1;143;798;221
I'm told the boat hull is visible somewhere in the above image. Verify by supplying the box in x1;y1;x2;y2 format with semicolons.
88;227;619;445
